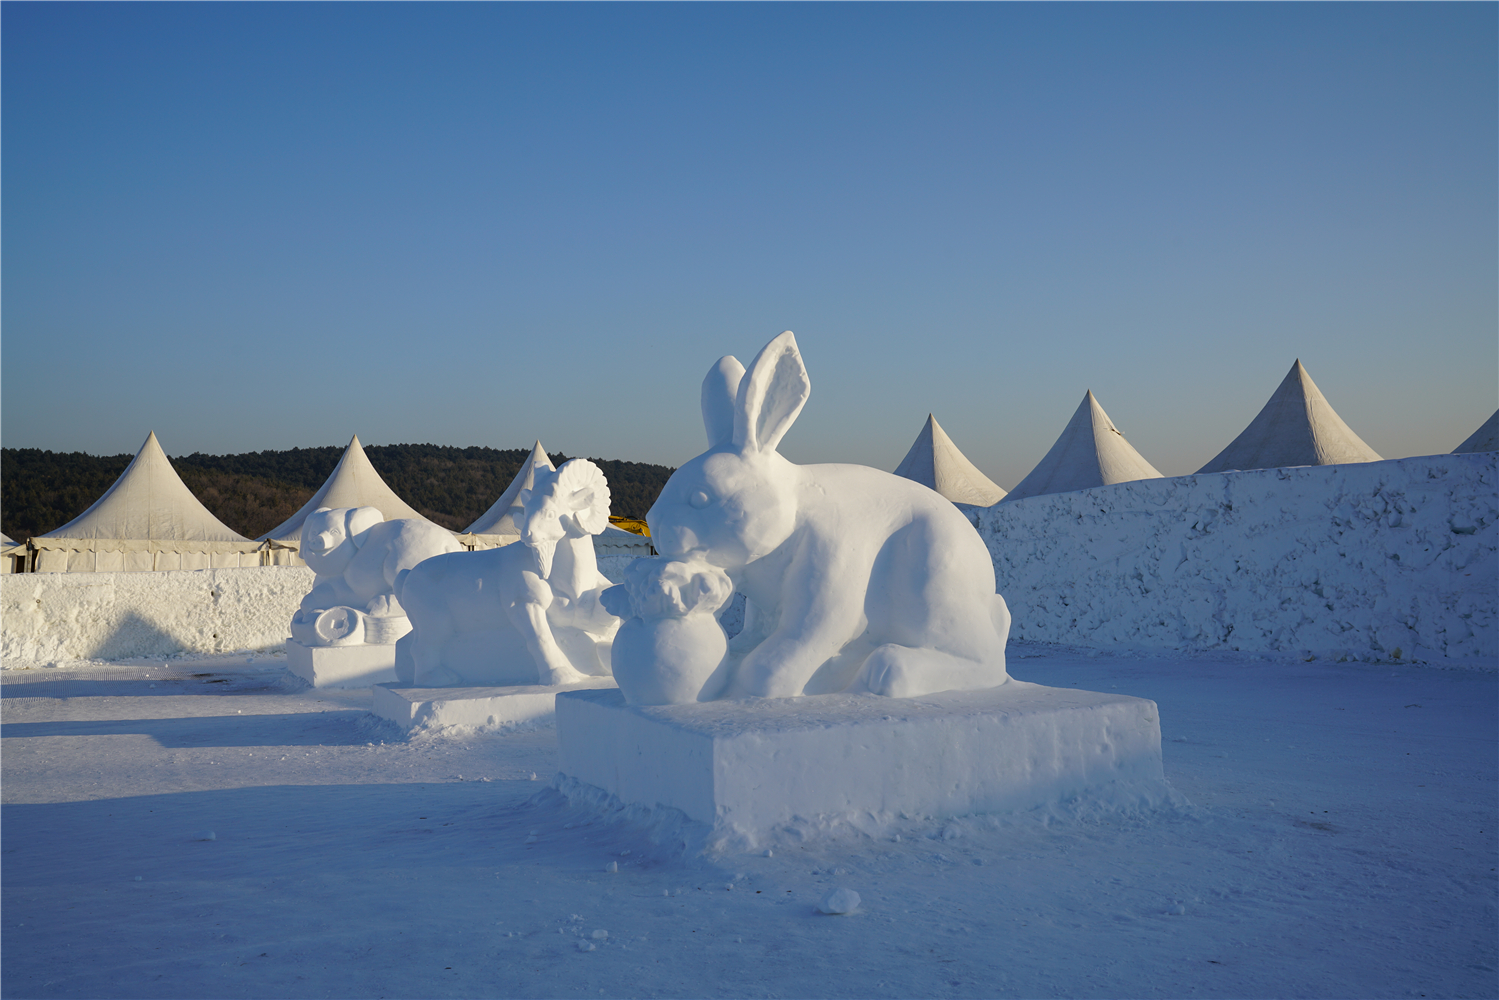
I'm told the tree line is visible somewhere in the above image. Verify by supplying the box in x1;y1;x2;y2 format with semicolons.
1;444;675;542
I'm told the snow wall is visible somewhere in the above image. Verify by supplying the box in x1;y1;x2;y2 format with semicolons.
4;455;1492;667
975;452;1496;665
1;567;316;664
1;558;645;666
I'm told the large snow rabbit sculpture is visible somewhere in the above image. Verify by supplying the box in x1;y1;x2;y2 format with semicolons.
643;331;1011;700
395;459;620;687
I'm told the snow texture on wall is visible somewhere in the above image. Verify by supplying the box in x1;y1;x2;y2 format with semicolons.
1;557;646;667
975;453;1496;665
594;554;635;586
1;567;315;664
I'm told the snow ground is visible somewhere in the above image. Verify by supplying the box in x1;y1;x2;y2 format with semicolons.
2;646;1494;1000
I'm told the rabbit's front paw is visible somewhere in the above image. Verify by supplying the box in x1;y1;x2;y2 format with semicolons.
859;644;1006;698
858;645;921;699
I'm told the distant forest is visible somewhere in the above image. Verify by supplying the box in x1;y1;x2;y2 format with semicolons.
1;444;676;542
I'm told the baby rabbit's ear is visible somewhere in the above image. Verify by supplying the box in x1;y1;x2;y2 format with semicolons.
701;356;745;449
734;331;810;456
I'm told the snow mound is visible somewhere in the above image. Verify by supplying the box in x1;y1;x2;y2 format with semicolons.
1;566;313;664
534;775;719;858
817;887;861;914
975;453;1496;664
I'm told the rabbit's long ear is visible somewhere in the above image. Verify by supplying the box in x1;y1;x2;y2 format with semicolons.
701;356;745;449
734;331;810;455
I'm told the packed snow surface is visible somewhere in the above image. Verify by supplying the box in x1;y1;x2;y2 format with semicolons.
977;453;1496;664
3;646;1494;999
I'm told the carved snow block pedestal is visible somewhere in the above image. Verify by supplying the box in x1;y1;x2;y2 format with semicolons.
372;677;616;731
285;639;400;688
556;681;1170;848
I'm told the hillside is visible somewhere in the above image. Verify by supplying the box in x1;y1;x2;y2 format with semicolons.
1;445;675;542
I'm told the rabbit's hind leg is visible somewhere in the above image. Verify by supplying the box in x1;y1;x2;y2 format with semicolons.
857;643;1007;699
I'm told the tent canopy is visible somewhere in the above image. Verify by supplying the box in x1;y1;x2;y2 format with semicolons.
594;523;654;555
1453;409;1498;454
33;432;257;554
1003;391;1162;504
257;434;441;546
1196;360;1381;474
893;414;1007;506
462;441;554;540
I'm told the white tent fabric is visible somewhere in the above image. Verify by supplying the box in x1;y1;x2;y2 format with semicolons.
257;435;443;557
894;414;1008;506
461;441;554;549
593;523;654;556
460;443;655;556
31;432;261;572
1;533;24;574
1452;409;1498;454
1002;391;1163;504
1196;361;1381;474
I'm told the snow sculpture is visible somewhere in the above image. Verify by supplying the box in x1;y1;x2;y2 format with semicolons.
289;507;463;647
627;331;1011;701
601;556;736;705
396;459;621;687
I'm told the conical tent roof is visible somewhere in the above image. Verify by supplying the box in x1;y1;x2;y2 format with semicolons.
257;435;437;544
36;432;255;550
463;441;555;537
1453;409;1498;454
1196;360;1381;474
894;414;1007;506
1002;391;1163;503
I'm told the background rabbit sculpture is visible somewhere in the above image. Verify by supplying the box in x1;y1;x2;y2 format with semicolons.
394;459;620;687
643;330;1011;700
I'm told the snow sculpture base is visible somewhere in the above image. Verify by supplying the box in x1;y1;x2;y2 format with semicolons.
372;678;617;731
285;639;399;688
555;682;1170;848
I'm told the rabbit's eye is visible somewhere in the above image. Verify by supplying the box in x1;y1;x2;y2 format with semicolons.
689;490;712;509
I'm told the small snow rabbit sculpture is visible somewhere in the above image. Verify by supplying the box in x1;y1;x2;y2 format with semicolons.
290;506;464;647
645;331;1011;699
395;460;621;687
602;557;735;705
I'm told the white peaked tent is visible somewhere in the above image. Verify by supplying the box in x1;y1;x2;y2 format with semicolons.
460;441;654;557
1453;409;1498;454
1;533;25;573
461;441;554;550
894;414;1008;506
1196;360;1381;474
30;432;261;573
257;434;444;563
1002;391;1163;504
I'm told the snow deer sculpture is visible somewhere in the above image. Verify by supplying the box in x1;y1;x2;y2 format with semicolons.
395;459;620;687
289;506;463;647
631;330;1011;700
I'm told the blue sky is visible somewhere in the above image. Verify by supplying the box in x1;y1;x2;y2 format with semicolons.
4;3;1494;485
